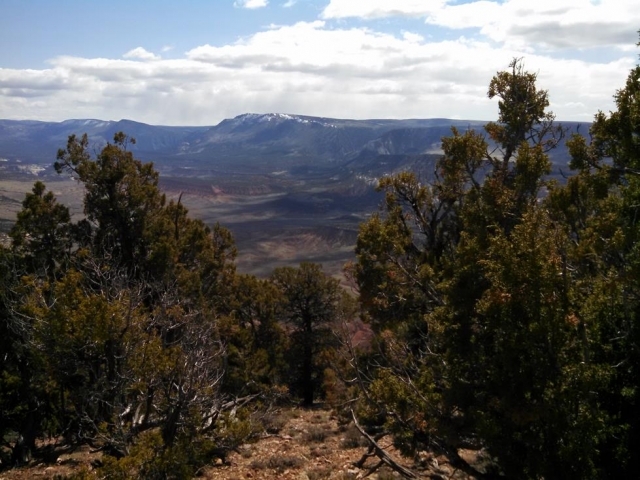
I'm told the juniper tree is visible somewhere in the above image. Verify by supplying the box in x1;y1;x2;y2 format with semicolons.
351;59;605;478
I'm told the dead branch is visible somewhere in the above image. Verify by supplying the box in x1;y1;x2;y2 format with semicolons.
351;409;419;479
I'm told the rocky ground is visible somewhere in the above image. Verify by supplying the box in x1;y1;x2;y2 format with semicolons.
0;407;485;479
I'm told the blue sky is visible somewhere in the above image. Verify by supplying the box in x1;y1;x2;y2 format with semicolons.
0;0;637;125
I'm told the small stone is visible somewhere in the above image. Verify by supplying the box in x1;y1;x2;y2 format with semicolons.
215;458;223;466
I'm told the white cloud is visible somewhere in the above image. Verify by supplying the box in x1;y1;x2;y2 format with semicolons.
322;0;447;19
431;0;639;50
234;0;268;9
282;0;297;7
123;47;161;61
0;20;635;125
402;31;424;43
322;0;640;50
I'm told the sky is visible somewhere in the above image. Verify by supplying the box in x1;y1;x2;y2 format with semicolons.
0;0;638;126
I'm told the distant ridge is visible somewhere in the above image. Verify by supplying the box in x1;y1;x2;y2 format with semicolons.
0;114;587;178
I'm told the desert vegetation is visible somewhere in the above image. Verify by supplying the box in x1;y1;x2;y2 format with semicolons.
2;56;640;479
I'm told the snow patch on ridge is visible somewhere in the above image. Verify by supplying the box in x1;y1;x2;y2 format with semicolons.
231;113;336;128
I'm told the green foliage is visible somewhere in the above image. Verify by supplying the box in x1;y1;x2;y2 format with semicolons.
271;262;348;405
9;181;71;279
222;274;289;394
548;62;640;477
54;133;164;271
0;245;55;464
99;429;218;480
1;132;270;472
350;57;638;478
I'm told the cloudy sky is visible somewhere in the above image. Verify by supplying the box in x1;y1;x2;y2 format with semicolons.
1;0;637;126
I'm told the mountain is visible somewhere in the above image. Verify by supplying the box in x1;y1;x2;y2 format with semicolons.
0;114;589;275
0;118;209;165
0;114;585;176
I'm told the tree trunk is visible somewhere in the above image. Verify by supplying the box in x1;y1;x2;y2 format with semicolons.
11;413;37;465
302;332;314;406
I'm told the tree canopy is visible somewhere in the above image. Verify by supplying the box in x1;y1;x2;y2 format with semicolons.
1;134;247;476
0;134;346;475
349;57;640;478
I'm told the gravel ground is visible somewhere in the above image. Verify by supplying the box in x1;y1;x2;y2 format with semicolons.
0;407;482;479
